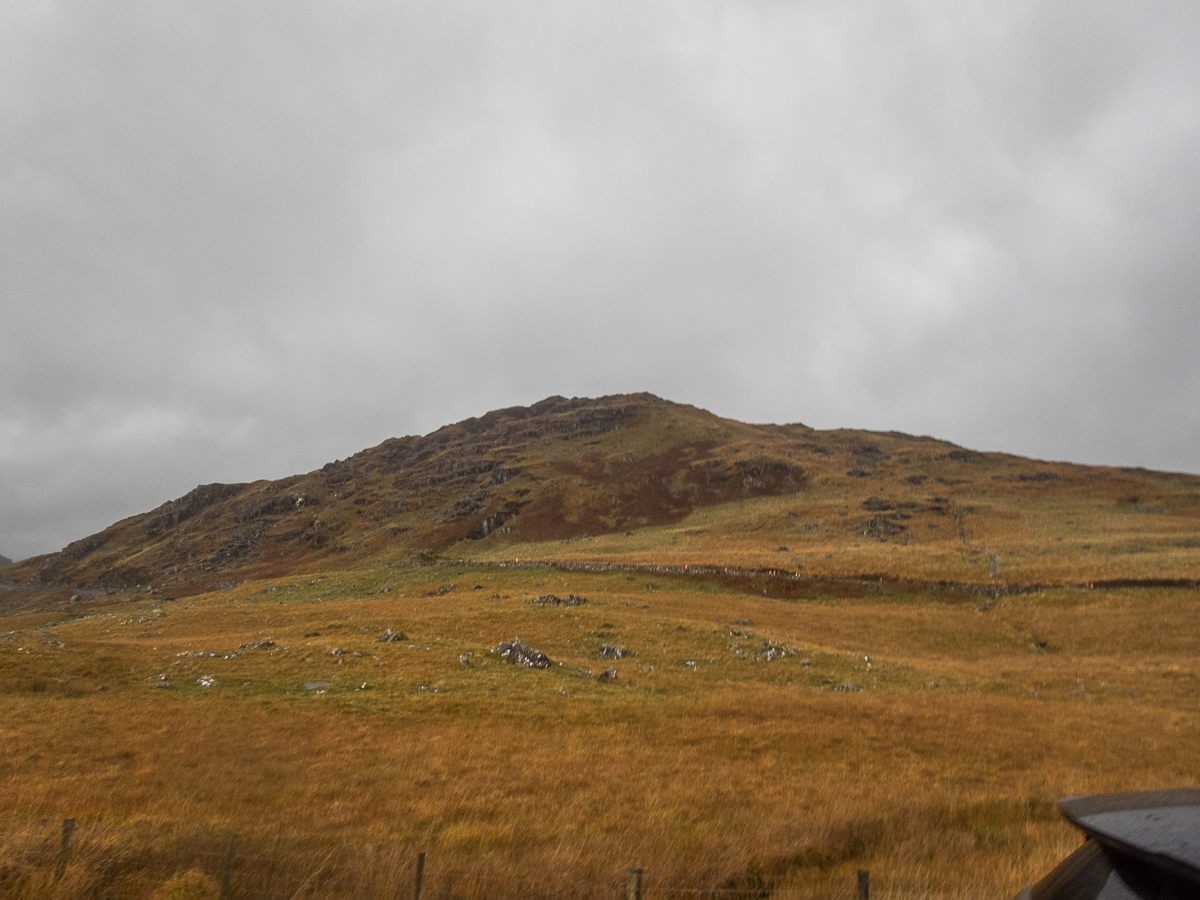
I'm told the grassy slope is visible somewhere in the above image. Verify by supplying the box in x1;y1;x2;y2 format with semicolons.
1;563;1197;899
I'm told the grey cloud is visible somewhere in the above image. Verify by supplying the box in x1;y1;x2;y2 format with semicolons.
3;0;1200;560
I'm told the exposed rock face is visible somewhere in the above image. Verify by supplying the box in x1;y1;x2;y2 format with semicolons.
12;393;815;588
495;637;550;669
596;643;625;660
378;629;406;642
144;483;249;536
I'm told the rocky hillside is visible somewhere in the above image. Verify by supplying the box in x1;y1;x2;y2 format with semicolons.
6;393;1200;591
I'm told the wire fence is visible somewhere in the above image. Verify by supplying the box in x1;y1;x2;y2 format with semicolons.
0;819;1014;900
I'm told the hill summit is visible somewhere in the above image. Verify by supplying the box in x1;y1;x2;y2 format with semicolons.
5;393;1200;591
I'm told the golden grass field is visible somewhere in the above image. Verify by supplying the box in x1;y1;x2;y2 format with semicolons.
2;558;1197;899
4;396;1200;898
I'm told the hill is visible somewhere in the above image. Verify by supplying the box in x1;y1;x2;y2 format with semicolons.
5;392;1200;592
0;553;11;568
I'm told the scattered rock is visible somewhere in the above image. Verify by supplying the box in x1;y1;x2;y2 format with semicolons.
351;651;363;658
529;594;588;607
833;683;861;692
597;668;618;683
330;648;343;656
303;681;330;691
240;639;276;650
459;654;471;667
426;584;455;597
799;659;812;667
596;643;625;660
495;637;551;669
759;642;787;662
378;629;406;642
732;619;754;626
862;516;906;539
197;675;214;688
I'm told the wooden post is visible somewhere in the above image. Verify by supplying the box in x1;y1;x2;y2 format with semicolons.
220;833;238;900
53;818;75;883
857;868;869;900
625;868;642;900
412;851;426;900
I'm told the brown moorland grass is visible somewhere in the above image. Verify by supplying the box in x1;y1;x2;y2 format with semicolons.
1;565;1197;899
459;489;1200;585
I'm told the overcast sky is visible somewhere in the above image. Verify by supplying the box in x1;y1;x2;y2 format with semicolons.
3;1;1199;561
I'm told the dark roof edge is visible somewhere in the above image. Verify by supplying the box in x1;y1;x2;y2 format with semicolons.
1059;788;1200;822
1059;789;1200;886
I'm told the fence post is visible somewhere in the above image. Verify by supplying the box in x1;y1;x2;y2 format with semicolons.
857;869;869;900
53;818;75;883
220;833;238;900
626;868;642;900
412;851;426;900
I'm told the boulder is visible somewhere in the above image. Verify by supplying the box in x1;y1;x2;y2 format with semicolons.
495;637;550;669
759;642;787;662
